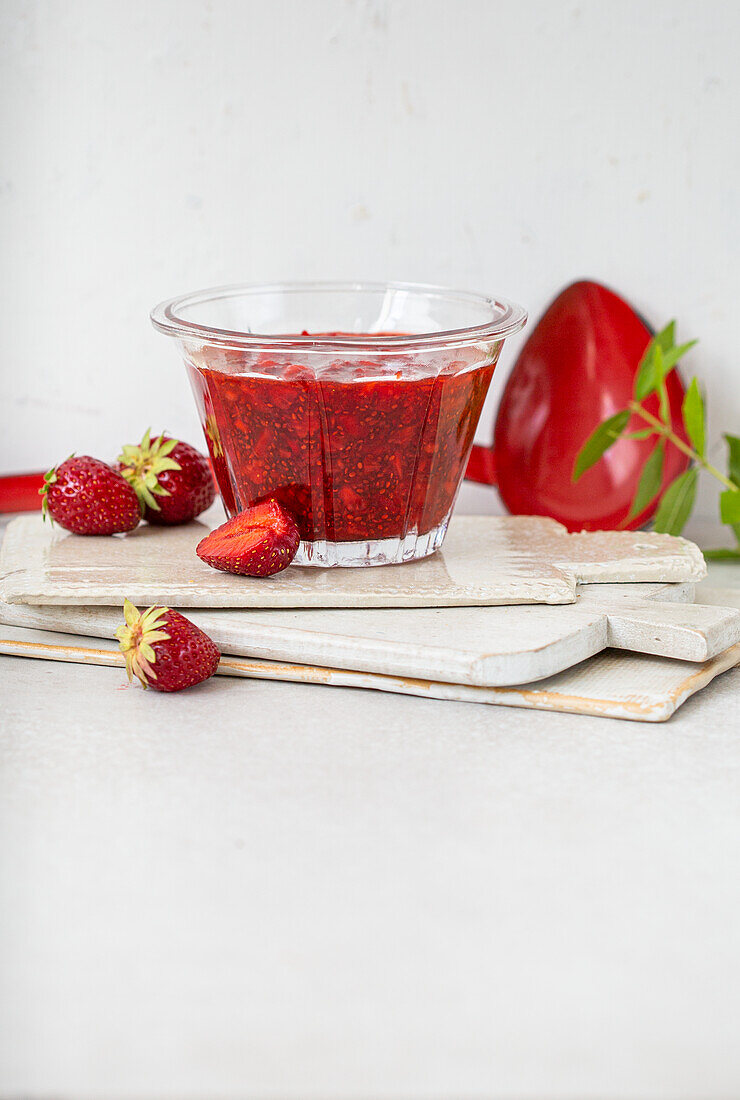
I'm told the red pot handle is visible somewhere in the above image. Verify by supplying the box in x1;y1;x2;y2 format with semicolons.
465;444;497;487
0;472;45;513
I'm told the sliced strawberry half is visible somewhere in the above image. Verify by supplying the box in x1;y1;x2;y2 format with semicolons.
196;499;300;577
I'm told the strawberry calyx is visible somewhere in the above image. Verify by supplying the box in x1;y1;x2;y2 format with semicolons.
117;429;182;513
39;467;58;522
115;598;171;688
39;453;74;523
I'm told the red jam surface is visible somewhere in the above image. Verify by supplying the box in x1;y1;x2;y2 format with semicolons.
186;340;498;543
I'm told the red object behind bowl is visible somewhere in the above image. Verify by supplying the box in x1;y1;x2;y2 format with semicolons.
0;472;45;513
466;280;690;531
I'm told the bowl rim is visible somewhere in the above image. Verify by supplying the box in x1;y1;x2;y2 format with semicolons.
150;280;527;351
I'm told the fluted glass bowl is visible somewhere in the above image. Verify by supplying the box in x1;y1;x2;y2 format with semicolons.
151;282;526;566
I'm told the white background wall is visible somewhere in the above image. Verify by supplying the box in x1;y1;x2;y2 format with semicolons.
1;0;738;516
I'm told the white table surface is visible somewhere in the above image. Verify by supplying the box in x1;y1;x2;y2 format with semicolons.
2;499;740;1099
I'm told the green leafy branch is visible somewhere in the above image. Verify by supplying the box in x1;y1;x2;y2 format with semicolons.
573;321;740;556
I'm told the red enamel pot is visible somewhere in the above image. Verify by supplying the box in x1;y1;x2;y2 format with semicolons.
466;280;690;531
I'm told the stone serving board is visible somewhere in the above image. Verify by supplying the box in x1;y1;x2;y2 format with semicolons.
0;513;707;609
2;581;739;687
1;620;738;724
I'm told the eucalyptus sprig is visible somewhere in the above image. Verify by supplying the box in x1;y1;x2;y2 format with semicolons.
573;322;740;557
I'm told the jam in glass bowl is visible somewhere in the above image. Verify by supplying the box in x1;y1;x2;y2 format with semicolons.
151;282;526;567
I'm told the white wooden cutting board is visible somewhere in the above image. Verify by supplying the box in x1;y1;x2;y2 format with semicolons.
0;512;706;609
1;621;737;723
3;582;739;687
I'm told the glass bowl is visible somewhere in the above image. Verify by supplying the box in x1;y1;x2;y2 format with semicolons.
151;281;526;567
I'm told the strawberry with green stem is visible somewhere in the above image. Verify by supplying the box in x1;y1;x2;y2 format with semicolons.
40;455;141;535
116;599;220;692
117;429;215;526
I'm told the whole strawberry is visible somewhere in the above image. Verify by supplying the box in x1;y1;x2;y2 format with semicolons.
115;599;220;692
40;456;141;535
117;429;215;525
196;499;300;577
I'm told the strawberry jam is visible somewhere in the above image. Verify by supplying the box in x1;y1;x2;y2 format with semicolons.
186;340;500;555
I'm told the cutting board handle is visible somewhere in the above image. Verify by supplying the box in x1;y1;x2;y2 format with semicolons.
607;599;740;663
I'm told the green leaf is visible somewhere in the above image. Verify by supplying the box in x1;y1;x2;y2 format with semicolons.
656;348;670;424
622;428;655;441
720;489;740;526
704;548;740;560
653;467;698;535
572;409;630;481
634;342;658;401
682;378;705;456
725;434;740;488
634;323;675;401
628;441;665;519
633;324;697;401
655;320;676;352
662;339;698;372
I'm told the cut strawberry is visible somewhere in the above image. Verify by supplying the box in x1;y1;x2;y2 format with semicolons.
196;499;300;577
116;599;220;692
